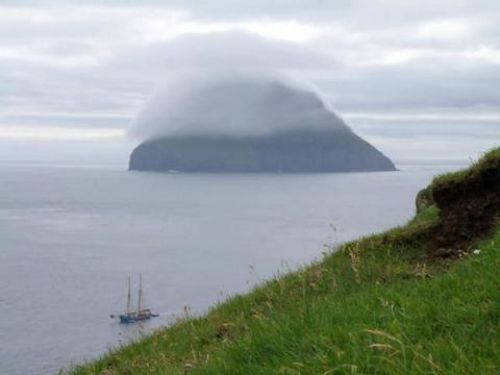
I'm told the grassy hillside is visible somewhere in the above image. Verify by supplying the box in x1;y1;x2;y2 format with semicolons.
72;149;500;374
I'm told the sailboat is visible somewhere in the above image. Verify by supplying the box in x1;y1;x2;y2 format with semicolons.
113;274;158;324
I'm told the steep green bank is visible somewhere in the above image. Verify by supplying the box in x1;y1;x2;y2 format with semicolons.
73;148;500;374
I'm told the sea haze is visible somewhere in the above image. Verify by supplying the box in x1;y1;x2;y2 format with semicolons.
0;162;463;374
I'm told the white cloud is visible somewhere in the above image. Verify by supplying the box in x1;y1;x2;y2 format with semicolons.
471;45;500;64
417;18;471;41
0;126;124;140
343;110;500;123
0;1;500;161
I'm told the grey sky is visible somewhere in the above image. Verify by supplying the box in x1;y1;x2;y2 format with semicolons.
0;0;499;161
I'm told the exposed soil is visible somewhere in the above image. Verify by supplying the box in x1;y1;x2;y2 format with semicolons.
430;159;500;259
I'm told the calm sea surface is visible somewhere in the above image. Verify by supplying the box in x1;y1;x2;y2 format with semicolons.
0;162;464;374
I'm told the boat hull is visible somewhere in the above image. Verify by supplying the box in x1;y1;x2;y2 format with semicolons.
119;315;148;324
119;310;158;324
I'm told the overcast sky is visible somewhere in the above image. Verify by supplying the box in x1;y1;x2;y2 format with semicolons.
1;0;499;163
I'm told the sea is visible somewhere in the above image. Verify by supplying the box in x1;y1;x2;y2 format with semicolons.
0;161;465;374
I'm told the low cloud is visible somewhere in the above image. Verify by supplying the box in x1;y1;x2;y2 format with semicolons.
129;72;348;140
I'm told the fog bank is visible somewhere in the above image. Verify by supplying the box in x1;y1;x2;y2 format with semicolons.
129;73;352;140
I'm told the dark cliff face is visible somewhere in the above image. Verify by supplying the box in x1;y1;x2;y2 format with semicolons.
430;151;500;256
129;129;396;173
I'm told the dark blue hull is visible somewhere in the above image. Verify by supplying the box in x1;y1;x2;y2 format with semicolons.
119;311;158;324
119;315;148;324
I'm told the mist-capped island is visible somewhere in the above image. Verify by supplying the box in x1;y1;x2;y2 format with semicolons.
129;78;396;173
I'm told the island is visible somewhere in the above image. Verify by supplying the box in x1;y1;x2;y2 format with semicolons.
128;80;396;173
129;130;396;173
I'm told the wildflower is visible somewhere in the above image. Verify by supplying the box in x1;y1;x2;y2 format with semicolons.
473;249;481;255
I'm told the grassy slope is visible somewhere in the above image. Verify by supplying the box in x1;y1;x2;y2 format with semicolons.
433;147;500;187
72;150;500;375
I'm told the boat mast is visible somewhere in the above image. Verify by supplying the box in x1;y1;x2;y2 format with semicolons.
138;273;143;313
126;276;131;315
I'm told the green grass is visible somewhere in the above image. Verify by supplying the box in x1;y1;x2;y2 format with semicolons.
432;147;500;188
71;150;500;375
71;218;499;374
